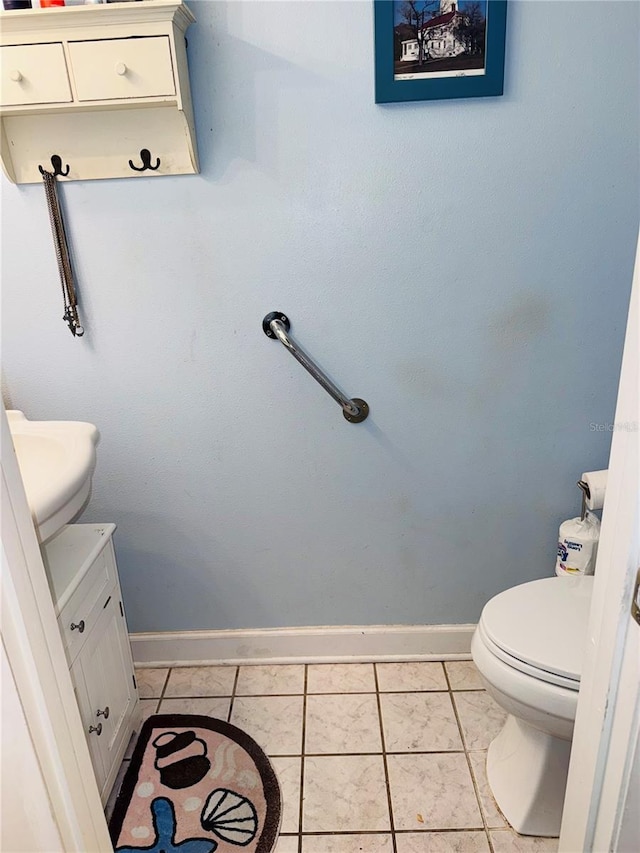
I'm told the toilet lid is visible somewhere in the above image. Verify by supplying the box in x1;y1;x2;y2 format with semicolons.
479;576;594;684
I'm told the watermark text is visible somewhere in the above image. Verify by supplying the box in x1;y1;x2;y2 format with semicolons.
590;422;638;432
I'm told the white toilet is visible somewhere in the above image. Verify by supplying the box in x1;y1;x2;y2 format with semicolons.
471;575;594;837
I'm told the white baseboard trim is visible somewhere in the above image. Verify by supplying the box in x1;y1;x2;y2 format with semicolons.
130;623;476;667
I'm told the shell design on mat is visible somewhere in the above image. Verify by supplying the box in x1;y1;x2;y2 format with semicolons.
152;730;211;789
201;788;258;846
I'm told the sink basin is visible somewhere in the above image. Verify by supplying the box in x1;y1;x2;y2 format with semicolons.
7;410;99;542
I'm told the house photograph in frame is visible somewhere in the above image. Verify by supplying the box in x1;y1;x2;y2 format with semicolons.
374;0;507;103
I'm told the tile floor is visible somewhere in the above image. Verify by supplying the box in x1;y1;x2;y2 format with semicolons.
107;660;559;852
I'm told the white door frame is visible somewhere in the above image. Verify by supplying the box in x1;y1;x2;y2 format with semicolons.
1;239;638;852
1;405;112;852
560;233;640;852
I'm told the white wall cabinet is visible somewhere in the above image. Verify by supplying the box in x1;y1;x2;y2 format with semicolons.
0;0;198;182
42;523;139;803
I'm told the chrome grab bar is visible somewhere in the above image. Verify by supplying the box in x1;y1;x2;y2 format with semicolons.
262;312;369;423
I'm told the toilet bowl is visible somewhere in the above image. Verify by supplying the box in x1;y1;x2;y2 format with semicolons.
471;575;593;837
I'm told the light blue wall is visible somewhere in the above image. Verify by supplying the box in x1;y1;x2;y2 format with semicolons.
2;1;638;632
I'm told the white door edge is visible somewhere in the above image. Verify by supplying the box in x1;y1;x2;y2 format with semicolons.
0;404;112;852
560;231;640;852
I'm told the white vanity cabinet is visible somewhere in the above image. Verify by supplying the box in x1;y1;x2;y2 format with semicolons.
0;0;198;183
43;523;139;803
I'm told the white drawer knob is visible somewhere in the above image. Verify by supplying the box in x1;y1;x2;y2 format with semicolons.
9;69;22;83
115;62;128;77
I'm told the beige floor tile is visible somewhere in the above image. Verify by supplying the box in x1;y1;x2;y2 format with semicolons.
164;665;236;697
124;701;158;757
376;662;447;692
135;668;168;698
302;834;393;852
396;831;490;852
236;665;305;695
230;695;304;755
270;756;301;833
305;693;382;754
273;835;298;853
307;663;376;693
302;754;390;832
445;660;485;691
274;838;299;853
490;830;559;851
158;696;231;719
139;699;159;722
468;751;508;828
453;691;507;750
380;692;462;752
387;753;482;831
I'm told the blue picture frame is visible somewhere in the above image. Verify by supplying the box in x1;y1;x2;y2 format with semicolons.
374;1;507;104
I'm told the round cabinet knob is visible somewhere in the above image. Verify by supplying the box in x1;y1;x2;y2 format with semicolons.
115;62;128;76
70;620;85;633
9;70;22;83
88;723;103;736
96;706;110;719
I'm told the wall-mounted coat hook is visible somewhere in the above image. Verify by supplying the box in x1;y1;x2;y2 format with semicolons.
38;154;70;178
129;149;161;172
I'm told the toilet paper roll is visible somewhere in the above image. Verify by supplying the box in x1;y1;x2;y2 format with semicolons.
581;469;608;511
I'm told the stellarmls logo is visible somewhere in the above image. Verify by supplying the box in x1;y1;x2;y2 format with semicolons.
590;422;638;432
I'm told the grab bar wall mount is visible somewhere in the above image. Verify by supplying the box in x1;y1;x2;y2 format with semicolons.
262;311;369;424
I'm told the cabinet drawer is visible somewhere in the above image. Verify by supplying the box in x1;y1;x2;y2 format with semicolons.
57;546;115;664
68;36;175;102
0;44;72;107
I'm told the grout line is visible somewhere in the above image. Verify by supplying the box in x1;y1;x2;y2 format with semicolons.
154;667;172;710
444;665;495;853
143;688;483;700
373;663;398;853
393;827;485;833
305;687;478;695
146;689;484;698
154;692;311;701
294;828;486;835
225;692;306;698
150;693;234;700
261;749;472;758
226;665;240;722
448;691;469;752
297;665;308;853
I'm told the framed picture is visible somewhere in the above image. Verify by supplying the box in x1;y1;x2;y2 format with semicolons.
374;1;507;104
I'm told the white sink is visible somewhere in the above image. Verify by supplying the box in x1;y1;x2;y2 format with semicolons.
7;410;99;542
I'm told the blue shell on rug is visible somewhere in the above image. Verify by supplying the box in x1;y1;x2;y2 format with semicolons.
116;797;217;853
201;788;258;846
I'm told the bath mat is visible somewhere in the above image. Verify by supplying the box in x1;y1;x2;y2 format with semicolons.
109;715;281;853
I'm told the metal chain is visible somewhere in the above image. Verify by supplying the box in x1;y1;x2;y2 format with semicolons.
42;169;84;337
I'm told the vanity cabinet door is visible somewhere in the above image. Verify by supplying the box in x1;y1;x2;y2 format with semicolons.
56;545;115;666
97;591;138;778
48;524;139;801
74;588;138;801
72;639;109;793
